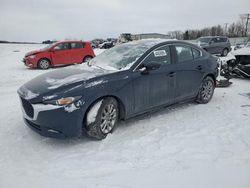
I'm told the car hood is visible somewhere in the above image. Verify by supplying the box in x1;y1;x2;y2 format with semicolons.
25;50;44;57
18;65;113;101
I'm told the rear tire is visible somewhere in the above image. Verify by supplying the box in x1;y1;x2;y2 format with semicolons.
195;76;215;104
38;59;50;69
85;97;119;140
83;56;93;63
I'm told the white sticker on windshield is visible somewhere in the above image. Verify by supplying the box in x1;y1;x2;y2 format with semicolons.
154;50;167;57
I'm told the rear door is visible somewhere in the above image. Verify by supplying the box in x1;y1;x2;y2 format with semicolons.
218;37;228;52
132;45;176;113
70;42;85;63
208;37;218;54
173;44;205;101
51;42;71;65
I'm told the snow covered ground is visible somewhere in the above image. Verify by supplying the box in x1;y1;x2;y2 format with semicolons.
0;43;250;188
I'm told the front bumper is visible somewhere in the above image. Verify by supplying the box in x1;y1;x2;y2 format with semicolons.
20;98;86;138
22;58;36;68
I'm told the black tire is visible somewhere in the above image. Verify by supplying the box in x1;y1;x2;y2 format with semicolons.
83;56;93;63
85;97;119;140
38;58;51;69
221;48;228;57
195;76;215;104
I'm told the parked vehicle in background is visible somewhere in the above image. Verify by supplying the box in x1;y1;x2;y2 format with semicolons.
234;39;250;51
18;39;218;140
234;42;247;51
99;41;114;49
196;36;231;56
23;41;95;69
91;43;97;49
118;33;133;44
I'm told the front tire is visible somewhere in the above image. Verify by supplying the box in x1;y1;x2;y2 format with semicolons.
85;97;119;140
38;59;50;69
195;76;215;104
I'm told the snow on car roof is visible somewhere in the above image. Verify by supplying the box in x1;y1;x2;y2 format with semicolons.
130;38;176;44
119;38;177;48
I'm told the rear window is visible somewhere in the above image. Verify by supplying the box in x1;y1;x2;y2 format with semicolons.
192;48;201;59
175;45;193;63
220;37;228;42
212;37;228;43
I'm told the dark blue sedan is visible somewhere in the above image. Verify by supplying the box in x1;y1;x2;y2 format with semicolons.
18;39;218;139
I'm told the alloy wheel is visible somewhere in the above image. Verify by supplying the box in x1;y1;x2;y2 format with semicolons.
201;80;214;101
100;103;117;134
83;57;92;63
39;59;50;69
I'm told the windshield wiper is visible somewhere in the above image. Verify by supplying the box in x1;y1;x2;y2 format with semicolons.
89;63;106;70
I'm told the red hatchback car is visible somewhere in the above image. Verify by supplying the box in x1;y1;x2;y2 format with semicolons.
23;41;95;69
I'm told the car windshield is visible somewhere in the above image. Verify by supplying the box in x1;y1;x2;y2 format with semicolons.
197;37;211;43
41;43;56;50
89;40;162;70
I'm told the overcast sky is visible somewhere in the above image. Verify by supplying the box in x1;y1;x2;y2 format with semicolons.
0;0;249;42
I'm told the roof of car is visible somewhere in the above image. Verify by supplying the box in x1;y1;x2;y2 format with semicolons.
116;39;204;55
200;36;228;38
56;40;88;43
127;38;176;45
127;39;199;49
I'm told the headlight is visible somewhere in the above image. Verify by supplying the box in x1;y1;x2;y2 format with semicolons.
27;55;36;59
44;96;82;106
216;58;222;66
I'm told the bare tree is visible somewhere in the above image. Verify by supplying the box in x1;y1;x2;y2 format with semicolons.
168;14;249;40
240;14;250;36
167;30;183;40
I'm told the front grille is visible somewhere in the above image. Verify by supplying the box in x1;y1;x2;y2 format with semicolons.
20;97;34;118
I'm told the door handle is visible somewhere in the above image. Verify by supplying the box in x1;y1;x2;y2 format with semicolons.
168;72;176;77
196;65;202;71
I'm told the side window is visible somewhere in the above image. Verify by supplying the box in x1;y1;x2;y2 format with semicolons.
211;38;217;43
71;42;84;49
54;43;70;50
143;46;171;65
216;37;222;43
175;45;193;63
220;38;227;42
192;48;201;59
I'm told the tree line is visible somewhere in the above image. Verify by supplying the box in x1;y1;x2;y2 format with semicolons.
168;14;250;40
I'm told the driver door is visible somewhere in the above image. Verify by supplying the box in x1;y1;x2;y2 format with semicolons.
51;42;71;65
132;45;176;114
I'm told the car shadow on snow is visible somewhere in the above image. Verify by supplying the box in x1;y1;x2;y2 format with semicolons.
118;101;196;129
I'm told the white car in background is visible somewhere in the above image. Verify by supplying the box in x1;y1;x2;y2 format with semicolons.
219;45;250;80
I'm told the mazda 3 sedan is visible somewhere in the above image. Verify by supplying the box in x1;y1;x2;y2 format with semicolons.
18;39;218;140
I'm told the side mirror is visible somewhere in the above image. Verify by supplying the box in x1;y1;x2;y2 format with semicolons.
144;62;161;70
138;62;161;75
